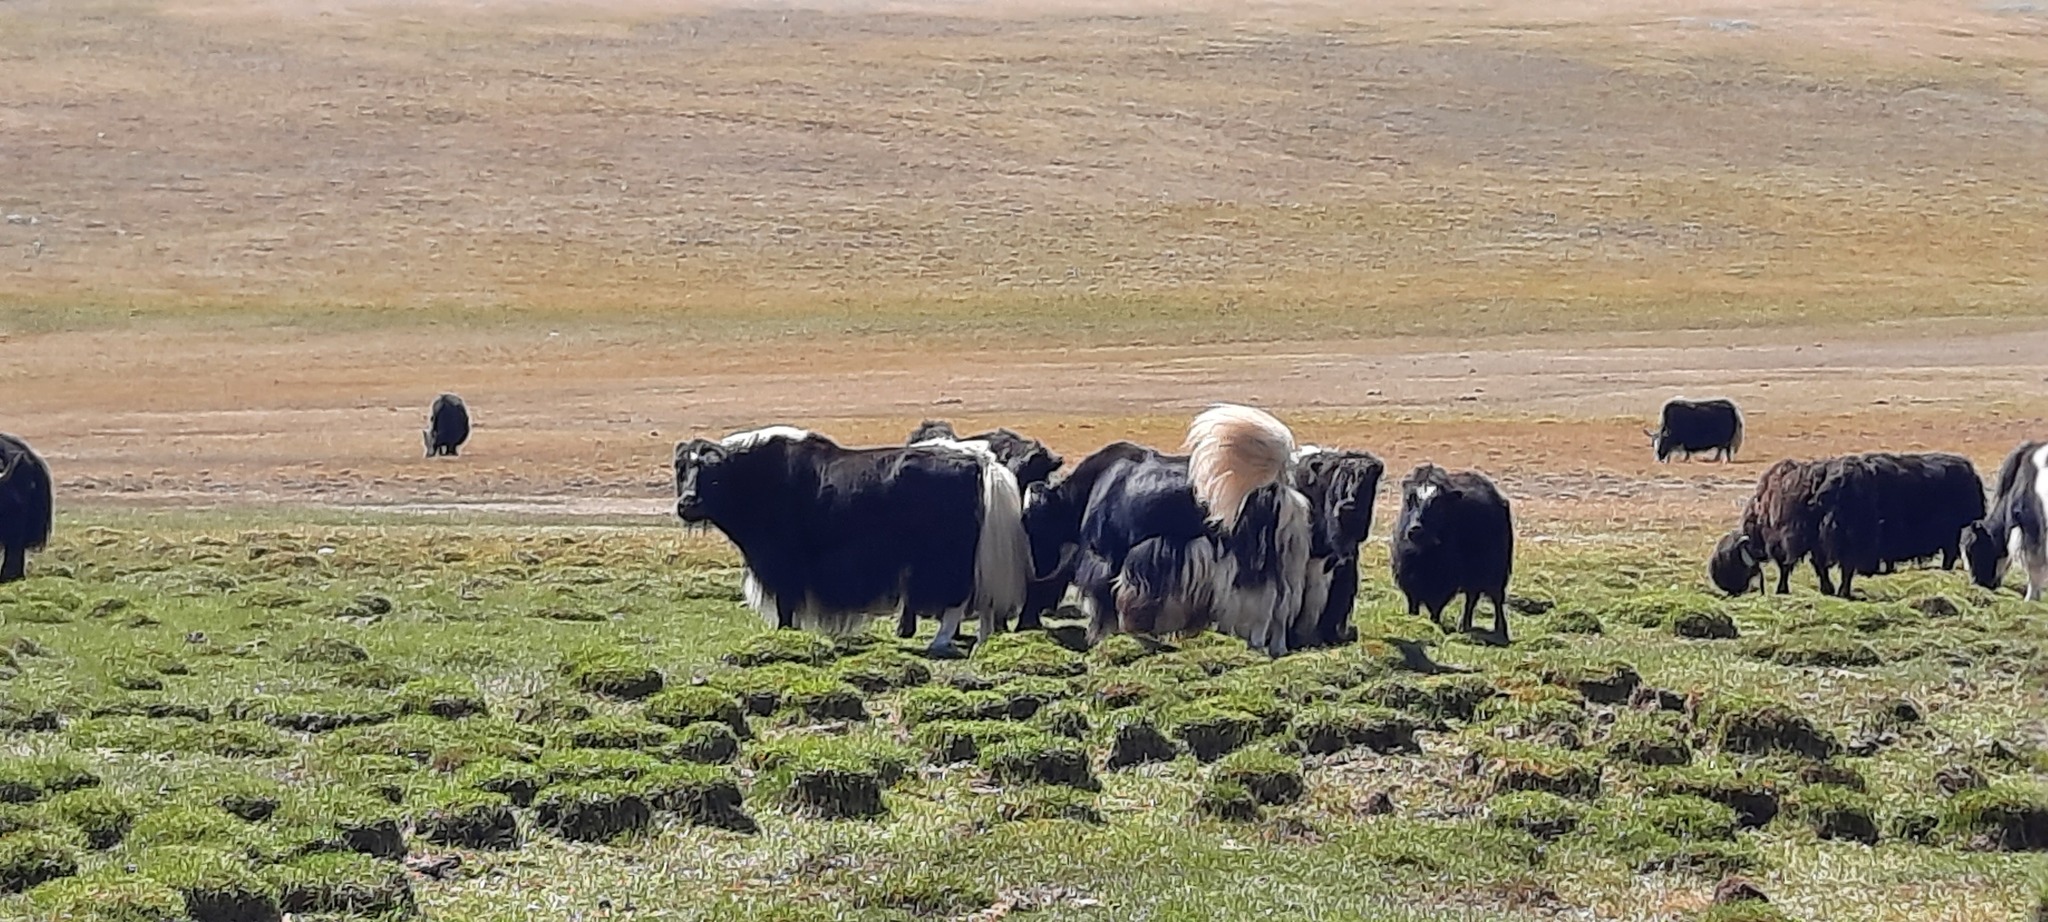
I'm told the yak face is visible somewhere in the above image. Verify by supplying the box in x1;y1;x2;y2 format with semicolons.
1708;531;1760;596
673;439;737;525
1008;440;1064;489
1962;521;2008;590
1299;450;1385;548
1397;465;1457;548
1645;427;1674;462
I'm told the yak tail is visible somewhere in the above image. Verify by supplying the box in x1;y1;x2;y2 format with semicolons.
969;451;1032;633
1185;403;1296;534
1727;406;1746;460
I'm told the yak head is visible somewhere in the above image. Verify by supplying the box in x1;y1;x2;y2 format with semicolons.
1707;530;1761;596
672;438;730;525
907;419;958;444
984;428;1064;489
675;426;809;527
1396;463;1458;548
1297;448;1386;549
1644;427;1674;462
1962;519;2009;590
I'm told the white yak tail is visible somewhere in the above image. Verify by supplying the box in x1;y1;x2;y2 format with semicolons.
1184;403;1296;534
970;456;1032;628
918;437;1031;631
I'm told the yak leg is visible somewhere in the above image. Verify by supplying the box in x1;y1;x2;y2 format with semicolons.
1490;590;1510;643
2022;544;2048;602
0;544;22;583
1775;561;1794;595
1080;582;1118;648
895;610;919;639
774;595;799;631
1810;558;1838;597
929;606;968;659
1458;593;1478;633
1835;567;1856;599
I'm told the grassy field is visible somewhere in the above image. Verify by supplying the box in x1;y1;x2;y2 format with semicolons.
0;511;2043;921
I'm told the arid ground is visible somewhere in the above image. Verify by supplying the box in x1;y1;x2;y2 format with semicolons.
3;0;2047;531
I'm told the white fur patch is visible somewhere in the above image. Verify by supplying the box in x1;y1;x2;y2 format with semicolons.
1185;403;1297;533
722;425;811;450
1413;484;1439;506
2023;444;2048;601
740;569;879;637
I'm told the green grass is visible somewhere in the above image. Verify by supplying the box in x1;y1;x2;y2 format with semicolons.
3;513;2048;920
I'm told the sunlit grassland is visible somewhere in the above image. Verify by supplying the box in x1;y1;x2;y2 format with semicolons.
0;511;2043;920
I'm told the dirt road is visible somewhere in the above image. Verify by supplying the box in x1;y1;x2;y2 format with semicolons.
5;318;2043;534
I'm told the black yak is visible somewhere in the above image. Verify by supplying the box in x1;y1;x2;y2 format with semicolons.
1649;398;1745;462
673;426;1030;657
0;434;53;583
1291;447;1387;648
1964;440;2046;593
1390;464;1515;641
424;393;470;458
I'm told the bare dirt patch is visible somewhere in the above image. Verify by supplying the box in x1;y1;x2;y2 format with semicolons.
0;0;2044;538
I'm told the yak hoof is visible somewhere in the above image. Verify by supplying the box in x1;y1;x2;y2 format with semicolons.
925;640;966;660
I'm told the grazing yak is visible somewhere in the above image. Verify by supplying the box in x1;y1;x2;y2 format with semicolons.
1291;447;1387;648
1817;452;1984;597
1022;405;1311;656
1965;441;2048;598
1711;458;1836;596
1649;398;1745;463
1713;452;1985;598
673;426;1031;657
0;434;53;584
424;393;471;458
1389;464;1515;641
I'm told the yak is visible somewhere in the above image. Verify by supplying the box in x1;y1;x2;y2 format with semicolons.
0;434;52;583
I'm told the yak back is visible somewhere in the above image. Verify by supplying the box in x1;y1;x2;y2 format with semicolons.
700;434;988;615
1741;458;1833;566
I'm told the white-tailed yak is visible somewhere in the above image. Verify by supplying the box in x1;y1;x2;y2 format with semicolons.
672;426;1031;657
1022;404;1313;656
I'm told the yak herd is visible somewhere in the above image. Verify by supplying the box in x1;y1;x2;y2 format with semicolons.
670;395;2044;659
0;394;2043;658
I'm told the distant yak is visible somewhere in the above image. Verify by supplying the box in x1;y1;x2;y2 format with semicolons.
424;393;471;458
1649;398;1744;463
